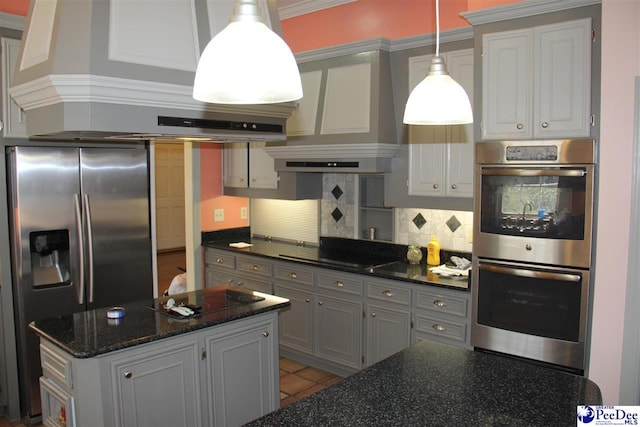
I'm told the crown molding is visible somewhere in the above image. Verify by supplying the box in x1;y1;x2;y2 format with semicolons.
461;0;601;26
295;37;391;63
0;12;26;31
278;0;357;19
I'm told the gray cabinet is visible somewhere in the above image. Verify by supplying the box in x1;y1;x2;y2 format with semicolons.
482;18;592;140
205;248;272;294
412;286;471;348
407;49;475;198
274;283;314;355
38;312;279;427
359;174;394;242
111;339;203;427
223;142;278;190
365;278;411;366
204;314;278;427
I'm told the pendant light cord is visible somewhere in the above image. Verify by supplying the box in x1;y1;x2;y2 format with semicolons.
435;0;440;57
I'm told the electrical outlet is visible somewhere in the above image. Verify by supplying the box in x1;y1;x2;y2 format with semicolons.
214;209;224;222
240;207;247;219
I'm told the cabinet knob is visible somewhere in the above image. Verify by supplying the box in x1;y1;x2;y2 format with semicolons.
432;324;446;332
251;265;258;271
304;298;311;303
541;121;549;128
451;184;457;190
124;371;132;379
239;178;245;182
318;301;324;306
262;331;269;337
432;184;439;189
433;299;446;308
371;312;377;317
288;272;298;278
516;123;524;130
334;281;344;287
382;290;393;297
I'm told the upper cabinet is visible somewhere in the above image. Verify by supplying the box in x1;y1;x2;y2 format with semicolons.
481;18;592;140
1;37;27;138
407;49;475;198
223;142;278;190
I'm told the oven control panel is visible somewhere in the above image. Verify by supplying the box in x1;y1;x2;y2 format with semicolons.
506;145;558;161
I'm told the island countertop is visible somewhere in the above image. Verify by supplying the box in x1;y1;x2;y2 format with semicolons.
247;339;601;427
29;286;290;358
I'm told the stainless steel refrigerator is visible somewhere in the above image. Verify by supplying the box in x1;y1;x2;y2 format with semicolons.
8;145;154;419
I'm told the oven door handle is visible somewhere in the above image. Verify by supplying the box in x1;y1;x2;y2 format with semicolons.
481;168;587;177
478;264;581;282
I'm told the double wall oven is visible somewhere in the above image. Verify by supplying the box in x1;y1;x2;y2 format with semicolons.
471;139;596;374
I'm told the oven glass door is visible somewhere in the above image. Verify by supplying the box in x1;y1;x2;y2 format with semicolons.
479;167;589;240
476;262;585;342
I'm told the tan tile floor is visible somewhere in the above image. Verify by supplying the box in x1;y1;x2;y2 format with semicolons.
279;357;343;407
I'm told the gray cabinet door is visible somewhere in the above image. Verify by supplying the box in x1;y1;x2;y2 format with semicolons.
315;293;363;370
111;340;202;427
275;284;314;355
366;303;411;366
205;314;278;427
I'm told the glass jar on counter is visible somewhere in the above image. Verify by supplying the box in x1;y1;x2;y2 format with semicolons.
406;245;423;265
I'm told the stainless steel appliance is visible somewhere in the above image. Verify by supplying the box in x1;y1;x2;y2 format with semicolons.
8;146;153;418
471;139;596;374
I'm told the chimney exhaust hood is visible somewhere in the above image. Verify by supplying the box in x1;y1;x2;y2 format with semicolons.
9;0;295;142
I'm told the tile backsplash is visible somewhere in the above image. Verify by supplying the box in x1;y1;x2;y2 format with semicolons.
320;173;473;253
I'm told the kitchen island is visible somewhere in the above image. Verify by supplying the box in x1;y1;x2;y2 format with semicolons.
29;286;290;427
247;339;602;426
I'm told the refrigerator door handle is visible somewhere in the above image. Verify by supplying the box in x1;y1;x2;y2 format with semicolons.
84;194;95;304
74;194;85;304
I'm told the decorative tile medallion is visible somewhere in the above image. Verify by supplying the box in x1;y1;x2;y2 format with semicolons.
331;185;343;200
446;215;462;233
331;207;343;222
412;213;426;229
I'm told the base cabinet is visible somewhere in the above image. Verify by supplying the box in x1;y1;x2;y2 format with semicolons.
39;312;279;427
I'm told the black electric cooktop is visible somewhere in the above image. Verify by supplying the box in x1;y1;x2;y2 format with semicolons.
150;286;265;318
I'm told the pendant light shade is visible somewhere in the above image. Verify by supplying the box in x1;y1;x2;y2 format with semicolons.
193;0;302;104
403;0;473;125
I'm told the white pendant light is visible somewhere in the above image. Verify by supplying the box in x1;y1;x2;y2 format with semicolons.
403;0;473;125
193;0;303;104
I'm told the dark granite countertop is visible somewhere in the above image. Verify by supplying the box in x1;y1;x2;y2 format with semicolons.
29;286;289;358
247;339;601;426
203;229;470;291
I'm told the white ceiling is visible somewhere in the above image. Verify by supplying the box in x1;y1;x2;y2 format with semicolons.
277;0;357;19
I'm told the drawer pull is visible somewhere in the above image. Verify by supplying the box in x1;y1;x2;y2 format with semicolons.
433;299;446;308
432;324;446;332
124;371;132;379
251;265;259;271
262;331;269;337
288;272;298;278
334;281;344;287
216;258;224;263
382;290;393;297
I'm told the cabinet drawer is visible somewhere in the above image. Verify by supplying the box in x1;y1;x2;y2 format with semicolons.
413;313;467;343
273;263;315;286
204;250;236;270
40;376;76;427
41;343;73;390
237;256;272;277
205;268;236;288
367;280;411;306
414;289;468;318
317;271;363;296
233;275;272;294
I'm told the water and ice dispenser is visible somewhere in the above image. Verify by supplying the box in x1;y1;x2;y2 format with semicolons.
29;230;71;287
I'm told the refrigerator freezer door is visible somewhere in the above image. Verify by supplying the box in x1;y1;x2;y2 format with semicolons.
79;148;153;309
8;146;83;418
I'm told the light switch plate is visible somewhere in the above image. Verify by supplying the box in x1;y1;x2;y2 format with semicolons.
214;209;224;222
240;207;247;219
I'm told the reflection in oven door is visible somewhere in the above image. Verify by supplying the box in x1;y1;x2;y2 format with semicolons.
471;260;590;374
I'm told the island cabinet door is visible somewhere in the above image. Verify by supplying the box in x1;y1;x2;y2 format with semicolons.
204;313;279;427
110;340;203;427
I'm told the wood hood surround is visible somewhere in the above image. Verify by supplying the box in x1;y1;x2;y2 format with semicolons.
8;0;296;142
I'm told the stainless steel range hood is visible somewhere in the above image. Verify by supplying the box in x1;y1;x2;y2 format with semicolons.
8;0;294;142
